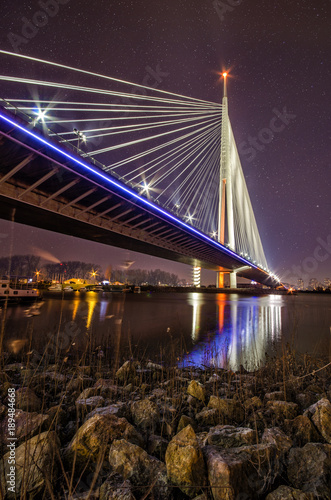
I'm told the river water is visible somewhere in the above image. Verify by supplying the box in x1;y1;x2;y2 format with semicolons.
2;292;331;371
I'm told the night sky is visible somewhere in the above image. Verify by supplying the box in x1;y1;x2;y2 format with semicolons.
0;0;330;285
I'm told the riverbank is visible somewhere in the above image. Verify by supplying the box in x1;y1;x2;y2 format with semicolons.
1;348;331;499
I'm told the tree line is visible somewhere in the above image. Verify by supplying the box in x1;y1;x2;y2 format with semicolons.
0;255;181;285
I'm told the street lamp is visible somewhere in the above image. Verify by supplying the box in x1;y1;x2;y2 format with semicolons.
90;269;99;283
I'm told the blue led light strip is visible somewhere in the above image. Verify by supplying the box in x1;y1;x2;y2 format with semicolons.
0;111;264;272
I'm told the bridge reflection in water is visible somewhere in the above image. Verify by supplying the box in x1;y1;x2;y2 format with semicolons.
183;293;283;371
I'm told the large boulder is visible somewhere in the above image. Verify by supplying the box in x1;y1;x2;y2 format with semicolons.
262;427;293;456
304;398;331;443
131;399;160;432
287;443;331;498
203;443;280;500
284;415;321;446
0;431;59;499
108;439;169;499
65;414;144;469
206;425;256;448
207;397;244;423
165;424;207;498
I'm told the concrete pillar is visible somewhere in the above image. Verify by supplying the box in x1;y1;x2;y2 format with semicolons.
217;271;224;288
229;272;237;288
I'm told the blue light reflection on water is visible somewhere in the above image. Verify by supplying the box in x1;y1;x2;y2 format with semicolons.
4;292;330;369
181;293;283;371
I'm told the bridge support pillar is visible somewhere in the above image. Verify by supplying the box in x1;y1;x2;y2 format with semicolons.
216;271;224;288
229;272;237;289
193;266;201;287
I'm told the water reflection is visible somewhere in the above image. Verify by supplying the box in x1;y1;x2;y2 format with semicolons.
183;294;283;371
189;293;203;341
4;292;329;369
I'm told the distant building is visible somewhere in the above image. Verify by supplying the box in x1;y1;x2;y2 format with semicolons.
324;278;331;289
297;278;304;290
308;278;318;290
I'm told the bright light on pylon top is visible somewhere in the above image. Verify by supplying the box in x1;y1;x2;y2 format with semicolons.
222;72;228;77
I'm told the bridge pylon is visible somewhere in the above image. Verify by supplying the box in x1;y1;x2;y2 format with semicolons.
217;72;236;289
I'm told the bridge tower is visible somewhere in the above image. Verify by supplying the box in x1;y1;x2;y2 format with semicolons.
217;72;236;288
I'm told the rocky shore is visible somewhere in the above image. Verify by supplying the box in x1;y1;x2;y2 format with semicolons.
0;354;331;499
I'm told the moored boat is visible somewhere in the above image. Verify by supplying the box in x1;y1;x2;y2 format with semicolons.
0;277;39;302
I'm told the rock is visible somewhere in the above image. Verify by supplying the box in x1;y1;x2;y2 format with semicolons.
46;405;67;424
0;431;59;499
85;403;128;421
67;376;94;392
76;387;99;400
77;365;91;375
284;415;321;446
265;391;286;401
43;371;67;383
165;424;207;498
192;494;209;500
207;396;244;423
0;410;50;444
187;380;206;402
148;434;169;461
306;383;324;394
147;362;164;371
296;392;318;409
195;408;219;427
204;443;280;500
196;431;209;448
15;387;41;412
244;396;263;411
177;415;195;433
109;439;169;499
100;472;136;500
75;395;105;410
207;425;256;448
66;415;144;469
262;427;293;456
116;361;138;382
304;398;331;443
131;399;160;432
287;443;331;498
266;485;314;499
266;400;298;420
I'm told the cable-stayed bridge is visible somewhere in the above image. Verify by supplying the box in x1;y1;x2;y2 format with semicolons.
0;51;281;287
